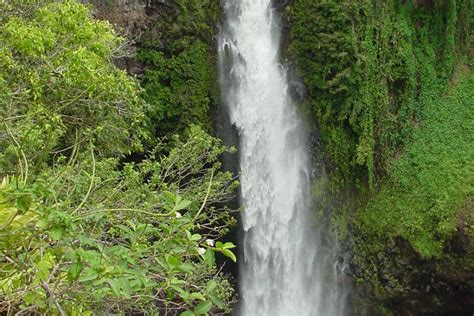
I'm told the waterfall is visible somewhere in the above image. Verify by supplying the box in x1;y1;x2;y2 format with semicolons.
218;1;344;315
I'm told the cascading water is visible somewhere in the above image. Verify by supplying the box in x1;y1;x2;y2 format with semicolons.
218;1;345;315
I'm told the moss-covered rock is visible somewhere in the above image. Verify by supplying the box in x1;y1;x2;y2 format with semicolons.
290;0;470;189
288;0;473;313
354;72;474;314
136;0;219;137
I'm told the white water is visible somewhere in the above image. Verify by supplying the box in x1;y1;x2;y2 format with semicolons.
218;1;344;315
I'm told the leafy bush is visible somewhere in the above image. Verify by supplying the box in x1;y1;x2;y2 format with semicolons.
0;128;237;315
0;0;146;174
0;1;237;315
138;41;214;136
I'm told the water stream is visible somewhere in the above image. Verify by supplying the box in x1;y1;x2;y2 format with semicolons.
218;1;344;315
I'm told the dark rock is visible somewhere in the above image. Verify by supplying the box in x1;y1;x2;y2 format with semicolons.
78;0;173;75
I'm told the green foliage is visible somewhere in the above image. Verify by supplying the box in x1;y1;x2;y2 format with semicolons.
290;0;471;189
137;0;219;136
290;0;472;307
352;72;474;308
1;129;237;314
0;0;146;175
138;41;214;136
356;72;474;259
0;2;237;314
290;2;358;184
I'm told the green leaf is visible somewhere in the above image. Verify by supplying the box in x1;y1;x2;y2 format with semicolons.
160;223;171;234
209;293;225;309
166;254;180;267
67;262;82;282
24;291;42;305
189;292;206;301
180;311;194;316
213;241;236;250
176;199;191;211
171;282;188;294
204;249;215;268
178;262;194;273
190;233;201;241
16;195;31;213
108;279;120;296
176;287;190;301
170;277;187;285
205;280;217;293
36;254;54;282
223;242;236;249
118;277;132;299
78;268;99;283
156;257;169;270
35;219;48;229
194;301;212;315
50;226;63;241
163;191;177;211
221;249;237;263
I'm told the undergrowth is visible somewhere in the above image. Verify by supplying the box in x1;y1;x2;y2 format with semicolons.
137;0;219;137
0;2;237;315
289;0;472;308
356;71;473;259
290;0;470;190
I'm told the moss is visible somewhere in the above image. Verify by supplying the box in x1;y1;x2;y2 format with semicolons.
353;71;473;311
289;1;360;184
290;0;471;189
290;0;472;252
357;71;474;256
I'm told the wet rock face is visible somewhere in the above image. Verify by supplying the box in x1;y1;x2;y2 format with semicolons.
79;0;172;75
352;232;474;316
79;0;169;36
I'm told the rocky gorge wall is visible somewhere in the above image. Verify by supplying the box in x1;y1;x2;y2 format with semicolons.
287;0;473;314
83;0;473;314
78;0;170;75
